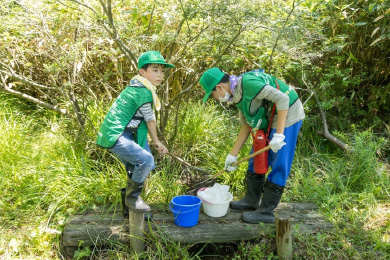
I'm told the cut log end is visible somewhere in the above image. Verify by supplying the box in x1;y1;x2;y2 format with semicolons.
129;210;146;253
276;216;292;260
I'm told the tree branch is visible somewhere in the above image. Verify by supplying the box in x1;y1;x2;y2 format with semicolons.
178;0;192;37
167;18;185;60
313;92;353;152
166;24;245;110
0;73;66;114
299;64;353;152
170;97;182;143
167;152;210;176
268;0;297;72
0;61;56;90
146;0;157;35
173;24;210;65
97;0;138;69
68;0;138;69
0;69;55;91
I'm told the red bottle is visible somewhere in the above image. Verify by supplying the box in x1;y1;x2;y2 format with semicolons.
252;130;269;174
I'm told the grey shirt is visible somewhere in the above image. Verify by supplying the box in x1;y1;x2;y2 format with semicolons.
233;78;305;128
127;103;155;128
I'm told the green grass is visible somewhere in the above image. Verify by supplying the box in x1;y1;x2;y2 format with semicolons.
0;93;389;259
0;94;124;258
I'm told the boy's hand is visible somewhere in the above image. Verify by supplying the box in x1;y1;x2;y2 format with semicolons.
153;141;168;155
225;154;238;171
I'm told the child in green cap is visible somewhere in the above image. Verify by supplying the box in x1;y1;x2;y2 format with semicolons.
97;51;174;218
199;68;305;223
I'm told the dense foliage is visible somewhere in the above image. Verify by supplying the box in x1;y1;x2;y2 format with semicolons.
288;0;390;129
1;0;389;134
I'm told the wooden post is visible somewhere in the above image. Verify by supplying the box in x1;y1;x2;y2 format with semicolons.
275;216;292;260
129;210;145;253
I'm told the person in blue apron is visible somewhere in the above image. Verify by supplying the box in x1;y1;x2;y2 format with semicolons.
199;67;305;223
97;51;174;218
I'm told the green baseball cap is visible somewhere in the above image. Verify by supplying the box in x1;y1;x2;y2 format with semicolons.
199;67;225;103
138;51;175;69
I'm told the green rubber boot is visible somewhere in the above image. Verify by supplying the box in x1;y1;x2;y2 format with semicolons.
125;175;151;213
120;188;129;218
230;171;265;210
122;187;153;220
242;180;284;223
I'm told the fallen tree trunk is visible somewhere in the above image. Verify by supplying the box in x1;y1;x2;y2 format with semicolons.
313;92;353;152
61;202;332;258
299;71;353;153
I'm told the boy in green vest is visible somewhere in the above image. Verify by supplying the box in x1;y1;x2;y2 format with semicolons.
96;51;174;217
199;68;305;223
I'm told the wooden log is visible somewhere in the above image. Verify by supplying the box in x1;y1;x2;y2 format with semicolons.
153;221;274;243
129;210;145;253
62;224;128;247
61;202;332;250
276;216;292;260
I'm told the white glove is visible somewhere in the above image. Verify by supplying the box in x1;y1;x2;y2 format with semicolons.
269;133;286;153
225;154;238;172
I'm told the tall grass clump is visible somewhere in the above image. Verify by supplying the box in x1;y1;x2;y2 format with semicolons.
288;119;389;201
287;118;390;258
0;93;124;259
165;100;241;167
329;128;387;194
146;101;246;203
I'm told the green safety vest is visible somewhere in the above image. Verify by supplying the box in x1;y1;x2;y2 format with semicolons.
235;72;298;131
96;86;153;149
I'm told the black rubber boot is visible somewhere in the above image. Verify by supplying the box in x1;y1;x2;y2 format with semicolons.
120;188;129;218
242;180;284;223
125;175;151;213
122;187;153;220
230;171;265;210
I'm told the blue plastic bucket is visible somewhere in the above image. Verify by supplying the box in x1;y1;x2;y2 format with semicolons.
169;195;202;227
